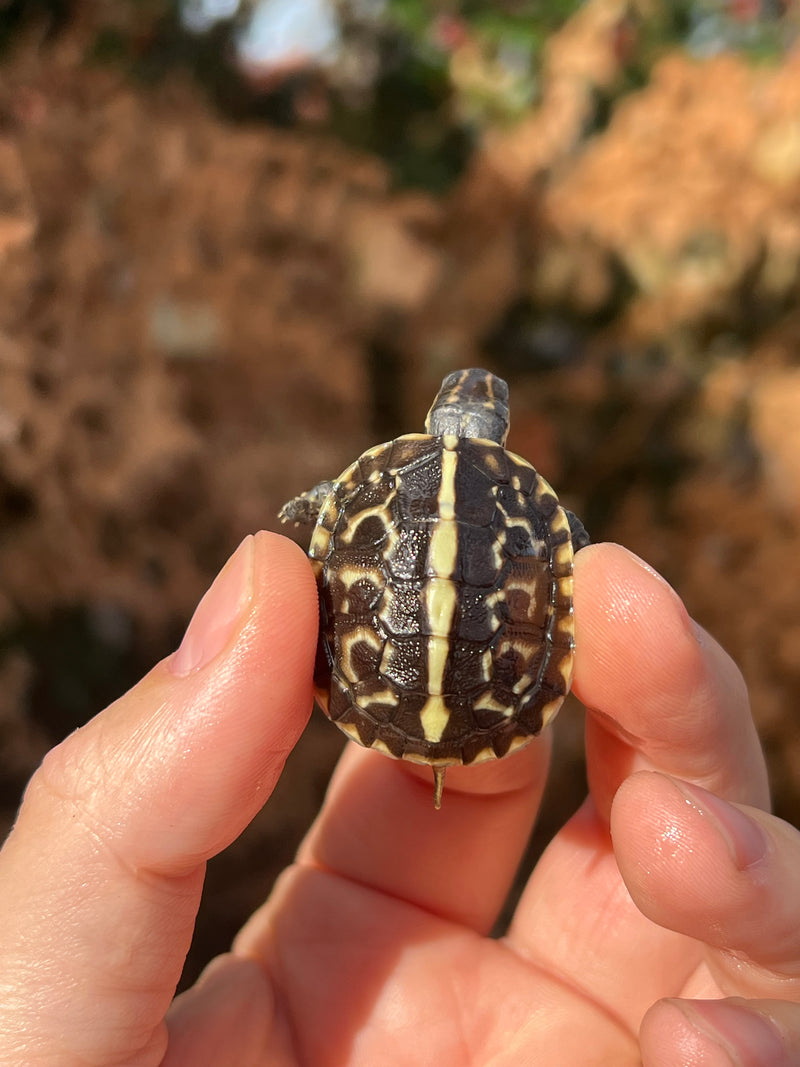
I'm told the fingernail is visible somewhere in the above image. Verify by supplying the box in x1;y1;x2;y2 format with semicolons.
674;999;786;1065
170;536;255;676
674;779;768;871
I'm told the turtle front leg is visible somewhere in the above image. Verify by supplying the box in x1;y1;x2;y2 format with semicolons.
279;480;336;527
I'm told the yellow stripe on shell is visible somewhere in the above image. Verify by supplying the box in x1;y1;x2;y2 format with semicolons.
419;694;451;744
416;437;461;744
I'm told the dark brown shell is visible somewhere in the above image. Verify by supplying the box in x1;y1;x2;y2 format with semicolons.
308;431;574;770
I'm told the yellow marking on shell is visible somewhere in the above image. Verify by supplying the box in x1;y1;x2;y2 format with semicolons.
336;565;384;591
378;639;397;676
361;442;390;462
357;687;400;709
505;449;536;473
428;522;458;576
558;653;575;686
492;529;506;570
483;589;505;634
511;475;521;491
558;574;574;598
310;558;324;580
556;611;575;636
469;746;499;765
333;457;362;491
528;469;556;497
339;501;396;545
554;541;573;570
403;750;461;768
541;697;565;727
481;648;493;682
474;690;513;715
507;733;534;755
512;673;533;695
370;738;396;757
416;440;460;742
339;722;362;743
425;579;458;641
419;695;451;743
318;497;338;529
309;527;331;561
482;449;503;477
339;626;382;685
550;507;571;534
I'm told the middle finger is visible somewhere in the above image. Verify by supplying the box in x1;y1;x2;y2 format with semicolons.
294;731;552;935
574;544;770;820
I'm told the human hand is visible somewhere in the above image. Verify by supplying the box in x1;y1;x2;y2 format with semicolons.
0;533;798;1066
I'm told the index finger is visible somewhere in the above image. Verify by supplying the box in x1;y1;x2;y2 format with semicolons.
573;543;769;820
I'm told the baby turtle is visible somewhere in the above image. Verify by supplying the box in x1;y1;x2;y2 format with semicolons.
280;368;589;808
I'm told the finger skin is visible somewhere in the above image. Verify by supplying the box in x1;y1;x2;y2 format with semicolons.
163;956;273;1067
506;544;770;1027
573;544;769;819
0;532;317;1067
613;771;800;995
237;864;639;1067
293;729;551;934
641;998;800;1067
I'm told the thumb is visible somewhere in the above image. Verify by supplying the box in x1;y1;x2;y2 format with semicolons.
0;531;317;1067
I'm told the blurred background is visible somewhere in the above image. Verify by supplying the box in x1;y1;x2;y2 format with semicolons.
2;0;800;988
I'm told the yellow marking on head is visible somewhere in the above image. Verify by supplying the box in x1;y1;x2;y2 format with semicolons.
419;694;451;742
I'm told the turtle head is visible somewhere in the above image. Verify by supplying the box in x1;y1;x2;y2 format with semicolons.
424;368;510;445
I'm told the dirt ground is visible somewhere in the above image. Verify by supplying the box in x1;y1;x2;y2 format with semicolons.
2;3;800;987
